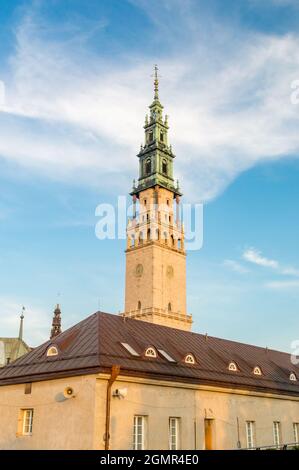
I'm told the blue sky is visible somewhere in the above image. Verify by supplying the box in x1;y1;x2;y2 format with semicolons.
0;0;299;351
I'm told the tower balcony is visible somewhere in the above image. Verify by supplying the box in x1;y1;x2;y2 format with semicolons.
120;307;192;331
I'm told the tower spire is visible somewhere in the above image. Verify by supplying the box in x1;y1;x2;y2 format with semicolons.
50;304;62;339
153;64;159;100
123;68;191;331
18;306;25;340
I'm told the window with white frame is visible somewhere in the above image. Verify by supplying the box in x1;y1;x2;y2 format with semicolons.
184;354;195;365
46;346;58;357
133;416;146;450
293;423;299;444
145;347;157;358
22;409;34;435
253;366;262;376
273;421;281;447
246;421;255;449
169;417;180;450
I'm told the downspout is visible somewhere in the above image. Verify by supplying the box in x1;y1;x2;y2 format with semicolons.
236;416;241;449
105;365;120;450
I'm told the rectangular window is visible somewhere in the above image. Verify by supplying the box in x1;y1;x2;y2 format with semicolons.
24;383;32;395
293;423;299;444
246;421;255;449
22;409;34;435
169;417;180;450
273;421;281;447
133;416;146;450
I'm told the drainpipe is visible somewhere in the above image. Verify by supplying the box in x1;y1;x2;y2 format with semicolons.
236;416;241;449
105;365;120;450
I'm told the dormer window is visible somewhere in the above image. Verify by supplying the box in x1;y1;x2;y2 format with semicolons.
290;372;297;382
46;346;58;357
253;366;262;376
228;362;238;372
162;159;167;175
145;347;157;358
184;354;195;365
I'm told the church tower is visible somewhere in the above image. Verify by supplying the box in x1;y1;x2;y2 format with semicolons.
123;67;192;331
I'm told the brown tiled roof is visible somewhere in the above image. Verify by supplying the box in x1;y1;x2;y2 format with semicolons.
0;311;298;396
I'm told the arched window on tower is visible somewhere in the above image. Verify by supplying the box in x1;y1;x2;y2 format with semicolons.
160;132;164;142
148;131;154;143
146;158;151;175
147;228;151;241
168;302;172;312
162;159;167;175
137;301;141;310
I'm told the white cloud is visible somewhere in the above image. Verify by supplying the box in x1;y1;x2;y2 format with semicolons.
243;248;279;268
243;247;299;277
281;266;299;276
223;259;249;273
265;280;299;289
1;4;299;200
0;81;5;107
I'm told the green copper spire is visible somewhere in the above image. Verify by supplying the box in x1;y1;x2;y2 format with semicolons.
131;66;182;197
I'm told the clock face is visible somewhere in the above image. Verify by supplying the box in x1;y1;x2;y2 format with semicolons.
135;264;143;277
166;265;174;278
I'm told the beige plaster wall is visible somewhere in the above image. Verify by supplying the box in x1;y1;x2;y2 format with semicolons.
1;373;299;450
0;375;97;450
96;376;299;450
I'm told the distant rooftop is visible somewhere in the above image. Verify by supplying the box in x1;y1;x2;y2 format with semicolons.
0;337;31;368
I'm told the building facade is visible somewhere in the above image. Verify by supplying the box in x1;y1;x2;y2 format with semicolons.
0;70;298;450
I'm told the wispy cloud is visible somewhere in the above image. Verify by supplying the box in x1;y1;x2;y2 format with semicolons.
223;259;249;274
0;2;299;200
243;247;299;276
243;248;279;269
265;280;299;289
